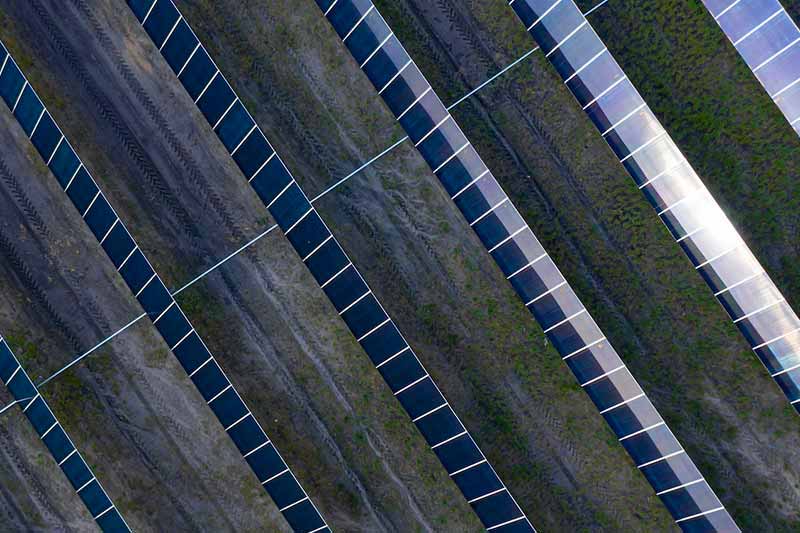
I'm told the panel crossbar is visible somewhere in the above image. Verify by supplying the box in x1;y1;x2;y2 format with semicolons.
315;0;739;531
0;335;130;532
0;38;328;533
125;0;532;530
505;0;800;418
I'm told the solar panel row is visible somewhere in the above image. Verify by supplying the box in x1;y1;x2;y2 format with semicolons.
314;0;740;530
125;1;535;530
0;39;329;533
506;0;800;417
0;335;130;532
703;0;800;136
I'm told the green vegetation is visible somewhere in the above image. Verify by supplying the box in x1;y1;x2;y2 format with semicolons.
375;0;800;529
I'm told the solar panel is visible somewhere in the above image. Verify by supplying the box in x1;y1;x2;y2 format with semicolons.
313;0;740;530
0;39;329;533
126;0;534;530
504;0;800;419
0;335;130;532
702;0;800;136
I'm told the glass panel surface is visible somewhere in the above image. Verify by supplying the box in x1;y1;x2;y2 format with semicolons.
736;12;799;69
755;328;800;373
717;0;782;43
757;41;800;95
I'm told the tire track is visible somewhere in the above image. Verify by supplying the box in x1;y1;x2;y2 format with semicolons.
68;0;252;251
0;151;224;530
26;0;205;257
0;424;66;530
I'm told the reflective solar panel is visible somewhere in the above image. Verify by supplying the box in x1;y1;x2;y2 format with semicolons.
0;39;328;533
503;0;800;421
315;0;739;530
702;0;800;136
126;0;533;530
0;336;130;532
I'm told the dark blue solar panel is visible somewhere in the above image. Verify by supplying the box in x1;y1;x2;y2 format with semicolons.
282;499;327;533
42;425;73;463
660;483;718;521
30;112;61;160
285;211;328;259
197;75;236;127
0;343;17;383
472;490;524;530
79;480;112;518
227;415;267;455
48;141;81;188
602;395;660;437
178;47;216;100
416;121;462;167
451;461;503;501
118;250;154;295
433;433;483;473
215;101;253;152
345;10;390;66
24;397;55;434
84;197;117;241
340;294;386;339
0;340;129;531
190;361;229;402
171;332;210;374
101;223;136;268
358;320;406;366
66;168;99;215
264;471;305;509
377;349;425;392
361;36;408;91
209;388;249;432
61;452;93;491
641;452;701;494
395;376;444;420
269;183;309;231
304;239;349;285
127;0;155;22
232;129;273;177
245;443;286;484
96;509;130;533
161;19;197;74
382;67;427;118
135;278;172;318
13;85;44;136
7;369;35;400
620;424;682;466
0;57;25;108
398;93;443;142
142;0;180;49
154;305;192;348
415;406;463;446
321;265;368;312
327;0;372;40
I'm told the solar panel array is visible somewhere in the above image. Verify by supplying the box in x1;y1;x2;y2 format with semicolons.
505;0;800;419
703;0;800;136
126;1;535;530
313;0;740;531
0;39;329;533
0;335;130;532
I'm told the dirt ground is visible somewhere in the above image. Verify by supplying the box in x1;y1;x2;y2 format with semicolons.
0;0;797;532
